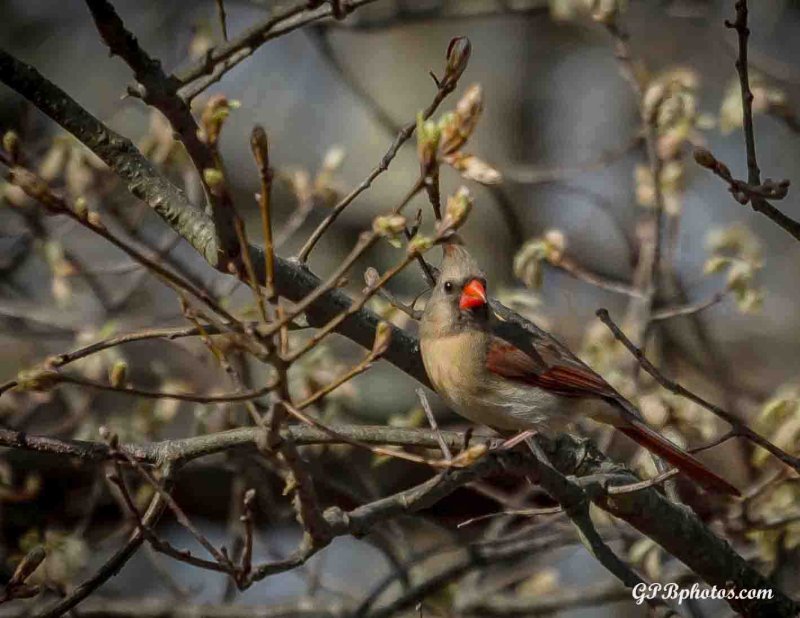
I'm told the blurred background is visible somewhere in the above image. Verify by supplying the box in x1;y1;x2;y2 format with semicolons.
1;0;799;616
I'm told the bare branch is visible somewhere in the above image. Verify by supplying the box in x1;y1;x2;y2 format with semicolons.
296;45;462;262
36;467;173;618
719;1;800;242
0;47;431;386
173;0;382;99
84;0;240;263
596;308;800;473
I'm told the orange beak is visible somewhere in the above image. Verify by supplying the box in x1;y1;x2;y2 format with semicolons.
459;278;487;310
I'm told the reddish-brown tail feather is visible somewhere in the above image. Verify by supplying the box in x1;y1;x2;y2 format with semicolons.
617;418;740;496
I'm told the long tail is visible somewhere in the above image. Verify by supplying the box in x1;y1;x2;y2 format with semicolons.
616;416;740;496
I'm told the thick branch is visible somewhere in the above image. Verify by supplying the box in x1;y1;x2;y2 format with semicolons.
6;424;796;616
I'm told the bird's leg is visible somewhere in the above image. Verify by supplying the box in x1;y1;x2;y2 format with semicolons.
498;429;538;450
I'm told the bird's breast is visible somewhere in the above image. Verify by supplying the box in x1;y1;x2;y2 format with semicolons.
420;330;487;404
420;331;589;432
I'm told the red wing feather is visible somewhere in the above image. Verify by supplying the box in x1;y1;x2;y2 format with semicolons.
485;340;739;495
485;338;613;398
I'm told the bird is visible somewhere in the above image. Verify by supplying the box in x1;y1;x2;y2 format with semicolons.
419;241;739;495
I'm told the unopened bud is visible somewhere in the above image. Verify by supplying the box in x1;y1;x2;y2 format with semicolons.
16;368;61;392
642;82;667;124
109;360;128;388
407;234;434;256
9;545;45;588
544;229;566;262
372;214;407;237
372;320;392;356
86;211;103;228
438;113;462;155
416;113;441;173
441;186;473;231
200;95;239;146
74;196;88;220
203;167;225;188
364;266;380;289
444;152;502;185
9;168;51;203
693;147;716;169
3;131;20;162
250;125;270;175
455;443;488;466
98;425;119;449
438;85;483;154
443;37;471;90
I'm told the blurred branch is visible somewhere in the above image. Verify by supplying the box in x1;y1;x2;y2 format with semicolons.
36;467;174;618
460;580;631;616
321;0;549;31
550;254;642;297
357;529;578;616
173;0;382;99
596;308;800;474
504;133;642;184
601;16;665;348
308;26;526;246
25;599;345;617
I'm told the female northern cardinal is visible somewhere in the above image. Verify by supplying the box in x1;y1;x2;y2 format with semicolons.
420;242;739;495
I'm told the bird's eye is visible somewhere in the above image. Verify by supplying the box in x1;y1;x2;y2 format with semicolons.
443;281;454;293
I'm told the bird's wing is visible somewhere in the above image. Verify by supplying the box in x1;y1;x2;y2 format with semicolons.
485;336;739;495
485;336;615;398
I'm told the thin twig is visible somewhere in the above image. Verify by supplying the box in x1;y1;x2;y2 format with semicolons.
651;291;727;322
251;126;276;301
174;0;382;99
36;466;174;618
596;308;800;474
721;1;800;242
416;388;452;460
215;0;229;41
296;45;463;262
47;372;277;404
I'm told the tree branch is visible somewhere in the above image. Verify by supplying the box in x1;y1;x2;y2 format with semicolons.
721;0;800;242
84;0;241;263
0;46;429;387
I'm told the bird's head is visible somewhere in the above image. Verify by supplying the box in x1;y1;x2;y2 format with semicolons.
421;241;489;335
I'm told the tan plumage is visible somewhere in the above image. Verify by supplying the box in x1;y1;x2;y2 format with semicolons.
420;242;739;495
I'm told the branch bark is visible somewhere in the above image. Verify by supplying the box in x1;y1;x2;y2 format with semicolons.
6;423;797;617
